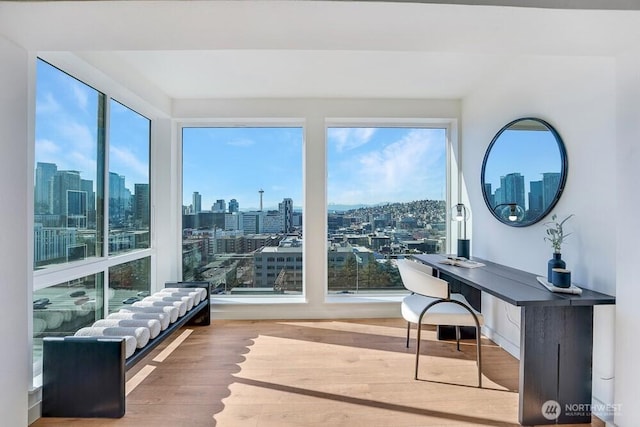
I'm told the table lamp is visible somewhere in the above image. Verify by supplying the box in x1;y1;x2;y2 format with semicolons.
495;203;525;222
451;203;470;259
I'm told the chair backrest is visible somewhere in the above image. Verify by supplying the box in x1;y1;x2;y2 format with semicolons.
397;258;450;299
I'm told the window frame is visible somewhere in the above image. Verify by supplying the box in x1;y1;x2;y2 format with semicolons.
324;118;457;297
30;54;157;383
178;119;307;297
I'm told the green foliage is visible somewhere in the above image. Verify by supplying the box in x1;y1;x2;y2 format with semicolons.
543;213;574;253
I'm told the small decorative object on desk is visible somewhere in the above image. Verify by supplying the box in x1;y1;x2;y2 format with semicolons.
536;276;582;295
544;213;574;282
551;267;571;288
440;255;485;269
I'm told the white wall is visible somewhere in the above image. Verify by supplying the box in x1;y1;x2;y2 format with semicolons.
613;52;640;427
462;55;618;420
0;35;30;427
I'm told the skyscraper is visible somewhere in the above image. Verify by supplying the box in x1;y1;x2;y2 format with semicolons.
529;180;543;214
501;173;525;210
212;199;226;213
280;198;293;233
134;183;150;227
35;162;57;214
109;172;127;224
542;172;561;207
192;191;202;213
228;198;239;213
51;170;81;216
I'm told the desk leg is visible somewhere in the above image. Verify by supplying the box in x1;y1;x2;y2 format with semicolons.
519;305;593;425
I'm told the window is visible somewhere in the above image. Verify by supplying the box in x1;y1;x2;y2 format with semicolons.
32;58;153;378
32;273;104;377
108;100;151;255
182;127;303;295
34;59;105;269
327;127;447;294
108;257;151;313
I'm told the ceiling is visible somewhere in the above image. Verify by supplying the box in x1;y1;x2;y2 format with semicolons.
1;1;640;99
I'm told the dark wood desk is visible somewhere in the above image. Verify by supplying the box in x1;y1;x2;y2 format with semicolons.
413;254;615;426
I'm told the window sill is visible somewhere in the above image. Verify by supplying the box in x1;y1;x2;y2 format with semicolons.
210;295;405;305
211;296;308;305
325;295;405;304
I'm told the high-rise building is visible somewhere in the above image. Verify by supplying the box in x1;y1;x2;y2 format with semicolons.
263;210;284;233
242;211;264;234
51;170;81;217
212;199;226;213
279;198;293;233
109;172;127;224
34;162;57;214
501;173;525;210
542;172;561;207
529;180;543;214
224;212;242;231
192;191;202;213
228;198;239;213
483;183;494;207
134;183;150;227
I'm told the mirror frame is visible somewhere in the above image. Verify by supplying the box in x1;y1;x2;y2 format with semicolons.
481;117;568;227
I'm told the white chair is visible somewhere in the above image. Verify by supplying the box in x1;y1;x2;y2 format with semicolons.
397;258;483;387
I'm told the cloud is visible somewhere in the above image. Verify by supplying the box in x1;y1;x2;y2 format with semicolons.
69;79;89;111
328;128;376;152
36;92;61;116
110;145;149;183
329;129;444;204
35;138;61;157
227;138;255;147
66;151;97;177
58;119;96;151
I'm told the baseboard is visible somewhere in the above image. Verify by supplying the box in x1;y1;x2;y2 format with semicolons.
592;395;618;426
27;387;41;425
481;325;520;360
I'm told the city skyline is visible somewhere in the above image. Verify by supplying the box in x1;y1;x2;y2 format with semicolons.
182;126;448;211
483;127;562;198
35;59;150;195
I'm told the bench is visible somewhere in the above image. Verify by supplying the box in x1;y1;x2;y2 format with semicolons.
41;282;210;418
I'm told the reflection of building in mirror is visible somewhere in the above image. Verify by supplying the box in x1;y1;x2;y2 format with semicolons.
488;171;560;222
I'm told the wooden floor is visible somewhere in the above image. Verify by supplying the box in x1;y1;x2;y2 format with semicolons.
32;318;604;427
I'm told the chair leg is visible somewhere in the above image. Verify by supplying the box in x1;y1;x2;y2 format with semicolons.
406;321;411;348
414;322;422;380
455;326;461;351
476;326;482;388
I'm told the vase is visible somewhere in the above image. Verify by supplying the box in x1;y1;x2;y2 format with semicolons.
547;253;566;283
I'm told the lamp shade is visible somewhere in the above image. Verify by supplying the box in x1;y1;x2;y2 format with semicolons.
451;203;470;222
497;203;525;222
451;203;470;245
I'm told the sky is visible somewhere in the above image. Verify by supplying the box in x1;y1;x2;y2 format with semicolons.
182;126;447;212
483;127;564;200
35;59;150;195
183;127;304;211
35;59;448;212
327;127;446;206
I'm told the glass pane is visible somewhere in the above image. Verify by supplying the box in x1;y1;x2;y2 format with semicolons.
327;127;447;294
34;59;105;269
32;274;104;376
108;100;151;255
108;257;151;313
182;127;303;295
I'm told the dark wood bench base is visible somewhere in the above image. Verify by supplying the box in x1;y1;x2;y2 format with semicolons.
41;282;210;418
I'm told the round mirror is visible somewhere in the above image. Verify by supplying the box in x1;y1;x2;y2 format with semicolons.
481;118;568;227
